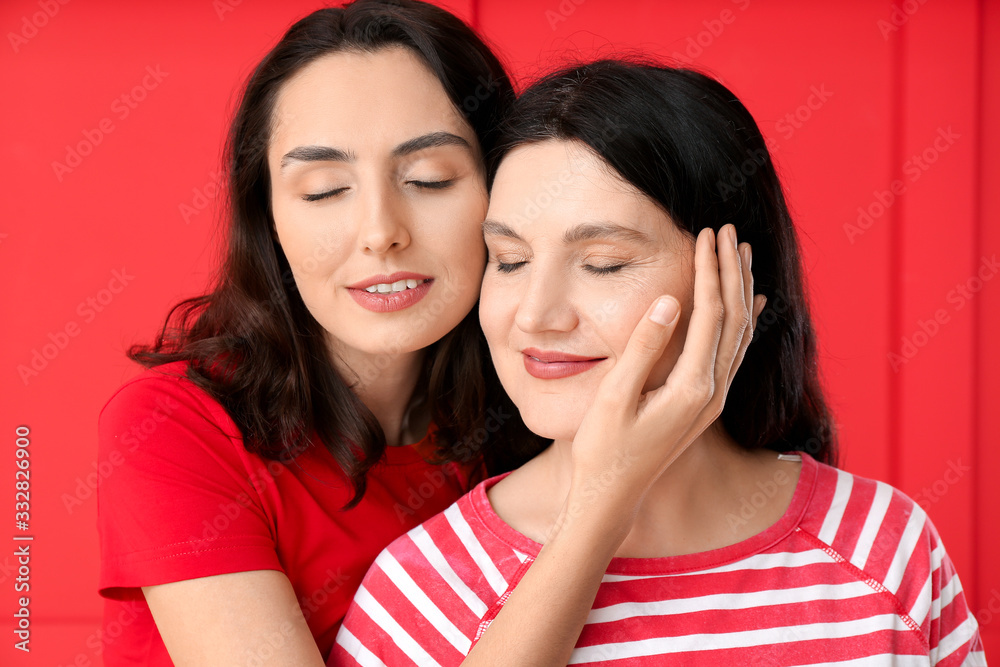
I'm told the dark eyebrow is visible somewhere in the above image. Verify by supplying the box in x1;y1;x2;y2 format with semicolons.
280;145;355;170
280;131;471;171
482;219;652;245
482;219;523;240
391;131;471;158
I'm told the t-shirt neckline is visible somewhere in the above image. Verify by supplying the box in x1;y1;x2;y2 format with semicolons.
469;450;818;576
300;421;440;471
378;421;440;465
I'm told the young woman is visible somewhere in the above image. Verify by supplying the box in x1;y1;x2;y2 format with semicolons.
96;3;759;665
330;60;986;665
94;2;536;664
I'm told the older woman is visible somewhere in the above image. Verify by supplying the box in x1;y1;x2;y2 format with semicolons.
330;59;985;665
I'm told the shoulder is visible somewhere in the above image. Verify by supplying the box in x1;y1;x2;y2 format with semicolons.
337;487;520;664
100;360;226;423
98;361;239;453
96;361;253;495
799;456;931;556
798;457;977;637
372;489;483;583
355;478;528;607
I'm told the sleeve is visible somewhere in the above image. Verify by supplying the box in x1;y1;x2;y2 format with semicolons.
96;371;284;601
925;524;987;665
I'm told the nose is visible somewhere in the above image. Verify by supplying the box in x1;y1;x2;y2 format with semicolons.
356;181;411;255
514;260;579;334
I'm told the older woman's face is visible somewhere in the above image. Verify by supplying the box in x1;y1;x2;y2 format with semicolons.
481;139;696;442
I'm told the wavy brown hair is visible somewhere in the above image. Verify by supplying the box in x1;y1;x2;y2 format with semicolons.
130;0;548;506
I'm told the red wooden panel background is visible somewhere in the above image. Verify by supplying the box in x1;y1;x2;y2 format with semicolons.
0;0;995;664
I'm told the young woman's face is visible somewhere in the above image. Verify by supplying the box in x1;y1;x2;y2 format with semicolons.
481;139;697;442
268;46;488;366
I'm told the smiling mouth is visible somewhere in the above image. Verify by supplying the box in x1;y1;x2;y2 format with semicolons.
347;277;434;313
521;350;607;380
361;278;431;294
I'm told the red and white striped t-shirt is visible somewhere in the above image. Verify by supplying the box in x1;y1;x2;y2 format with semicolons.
329;452;986;666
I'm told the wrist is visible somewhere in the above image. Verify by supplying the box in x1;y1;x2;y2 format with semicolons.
542;479;644;556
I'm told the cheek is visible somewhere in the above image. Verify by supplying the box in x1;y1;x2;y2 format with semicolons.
587;290;650;358
586;292;635;333
595;279;692;389
276;220;348;281
421;186;489;269
272;195;318;255
479;276;513;345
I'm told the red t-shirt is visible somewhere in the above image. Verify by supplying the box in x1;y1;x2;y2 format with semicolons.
96;360;470;665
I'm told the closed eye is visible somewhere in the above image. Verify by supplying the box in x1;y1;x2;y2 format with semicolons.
408;179;454;190
302;187;349;202
584;264;628;275
496;260;527;274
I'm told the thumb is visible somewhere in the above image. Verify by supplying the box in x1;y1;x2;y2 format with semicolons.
601;295;681;406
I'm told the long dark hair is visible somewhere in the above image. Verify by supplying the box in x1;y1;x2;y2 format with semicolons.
130;0;547;506
488;59;838;465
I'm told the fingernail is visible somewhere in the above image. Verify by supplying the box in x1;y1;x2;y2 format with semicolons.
730;225;738;249
650;297;679;325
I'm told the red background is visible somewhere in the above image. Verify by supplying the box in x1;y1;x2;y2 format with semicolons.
1;0;997;664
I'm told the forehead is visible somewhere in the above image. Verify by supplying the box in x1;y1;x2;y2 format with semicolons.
488;140;682;246
268;46;472;155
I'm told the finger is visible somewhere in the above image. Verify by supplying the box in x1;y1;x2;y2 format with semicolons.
740;243;754;329
753;294;767;326
648;227;723;410
726;240;756;388
599;294;681;408
713;224;750;397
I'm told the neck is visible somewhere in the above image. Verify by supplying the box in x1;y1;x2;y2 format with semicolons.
327;338;430;447
518;423;799;558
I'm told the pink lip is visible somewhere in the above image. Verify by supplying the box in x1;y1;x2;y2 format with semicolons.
521;347;606;380
346;272;434;313
347;272;433;290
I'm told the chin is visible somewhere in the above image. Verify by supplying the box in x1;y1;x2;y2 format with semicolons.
516;398;583;442
364;331;442;356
